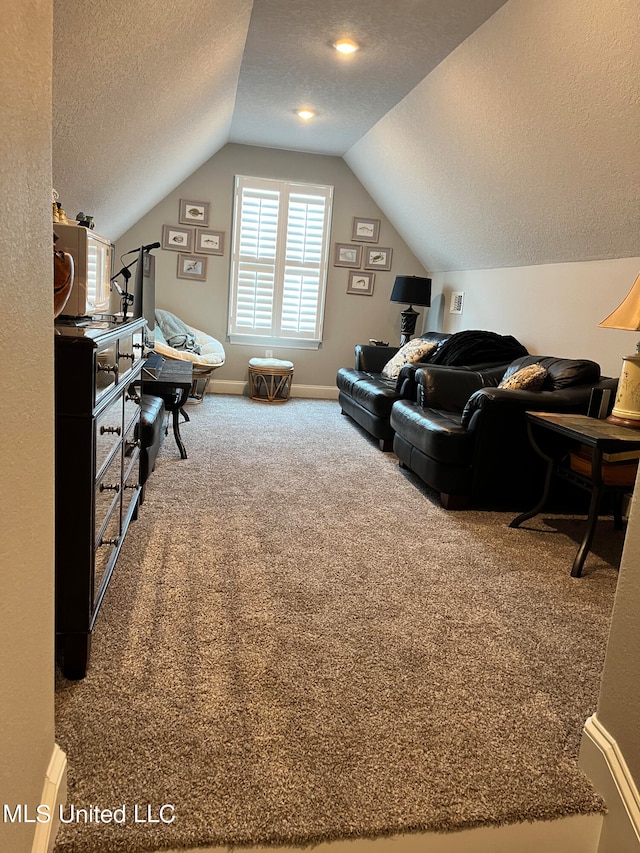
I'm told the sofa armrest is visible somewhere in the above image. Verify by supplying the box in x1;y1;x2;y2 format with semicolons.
460;383;609;429
354;344;398;373
415;364;505;413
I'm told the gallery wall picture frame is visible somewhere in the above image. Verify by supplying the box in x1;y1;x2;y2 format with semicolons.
364;246;393;271
177;253;207;282
352;217;380;243
179;198;210;227
347;270;375;296
333;243;363;268
195;229;225;256
162;224;193;252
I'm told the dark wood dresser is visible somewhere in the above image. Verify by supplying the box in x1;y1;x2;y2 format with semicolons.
54;317;146;678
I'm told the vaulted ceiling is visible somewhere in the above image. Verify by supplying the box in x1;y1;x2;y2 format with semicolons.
53;0;639;272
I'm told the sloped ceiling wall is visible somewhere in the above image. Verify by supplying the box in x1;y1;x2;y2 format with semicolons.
53;0;252;239
345;0;640;272
54;0;639;267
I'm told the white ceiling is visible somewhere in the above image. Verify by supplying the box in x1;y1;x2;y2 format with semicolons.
53;0;639;271
53;0;507;238
229;0;509;155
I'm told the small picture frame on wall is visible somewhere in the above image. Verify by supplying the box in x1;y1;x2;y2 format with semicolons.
177;253;207;282
347;270;375;296
352;217;380;243
162;224;193;252
195;229;225;255
333;243;363;268
179;198;210;227
364;246;393;271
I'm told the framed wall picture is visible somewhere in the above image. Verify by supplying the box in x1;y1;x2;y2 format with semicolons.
333;243;363;268
352;217;380;243
347;270;375;296
195;229;225;255
162;224;193;252
177;253;207;281
179;199;210;227
364;246;393;271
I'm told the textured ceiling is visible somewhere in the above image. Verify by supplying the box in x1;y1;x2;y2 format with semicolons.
53;0;253;239
346;0;640;271
53;0;638;270
53;0;507;238
229;0;509;155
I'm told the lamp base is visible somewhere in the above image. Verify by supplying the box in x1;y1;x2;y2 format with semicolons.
607;354;640;429
606;413;640;430
399;306;420;346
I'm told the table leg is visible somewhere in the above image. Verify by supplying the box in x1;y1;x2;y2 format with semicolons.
172;407;187;459
509;457;554;529
571;483;604;577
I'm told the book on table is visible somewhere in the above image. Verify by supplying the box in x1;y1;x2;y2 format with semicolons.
569;446;639;487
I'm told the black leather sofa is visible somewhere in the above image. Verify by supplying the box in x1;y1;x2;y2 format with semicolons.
337;332;450;450
390;355;618;509
337;330;528;450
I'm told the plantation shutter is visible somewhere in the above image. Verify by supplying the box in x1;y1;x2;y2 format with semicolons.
229;176;333;346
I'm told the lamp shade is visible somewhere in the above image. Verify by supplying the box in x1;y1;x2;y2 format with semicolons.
390;275;432;307
599;272;640;330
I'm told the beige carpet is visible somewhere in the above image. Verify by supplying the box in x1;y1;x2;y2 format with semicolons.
54;396;621;853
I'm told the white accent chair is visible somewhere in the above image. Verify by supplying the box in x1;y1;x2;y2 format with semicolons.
153;309;226;401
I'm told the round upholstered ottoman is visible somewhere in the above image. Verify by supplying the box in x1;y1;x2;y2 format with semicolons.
248;358;294;402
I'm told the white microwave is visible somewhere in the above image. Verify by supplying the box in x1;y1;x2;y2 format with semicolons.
54;223;113;318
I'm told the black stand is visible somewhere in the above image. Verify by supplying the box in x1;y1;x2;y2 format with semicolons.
110;258;138;320
399;306;420;346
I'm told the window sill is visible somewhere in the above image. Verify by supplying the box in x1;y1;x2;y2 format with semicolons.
228;333;322;350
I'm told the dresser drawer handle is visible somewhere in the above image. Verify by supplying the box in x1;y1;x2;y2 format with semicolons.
118;352;135;362
97;363;117;374
100;425;121;436
132;343;144;350
99;483;121;493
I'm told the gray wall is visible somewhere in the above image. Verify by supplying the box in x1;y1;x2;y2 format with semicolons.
0;3;56;852
116;144;430;390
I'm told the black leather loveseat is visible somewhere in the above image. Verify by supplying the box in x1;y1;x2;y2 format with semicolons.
390;355;618;509
337;330;528;450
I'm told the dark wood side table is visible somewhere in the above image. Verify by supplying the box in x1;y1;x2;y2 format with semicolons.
141;356;193;459
509;412;640;577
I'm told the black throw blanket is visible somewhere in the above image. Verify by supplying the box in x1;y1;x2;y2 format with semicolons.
428;330;528;366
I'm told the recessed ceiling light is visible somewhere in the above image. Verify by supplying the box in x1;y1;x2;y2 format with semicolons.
334;38;359;54
297;109;315;120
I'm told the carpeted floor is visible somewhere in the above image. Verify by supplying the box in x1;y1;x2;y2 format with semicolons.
54;396;621;853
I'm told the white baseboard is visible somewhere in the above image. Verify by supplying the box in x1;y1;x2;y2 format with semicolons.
209;380;338;400
580;713;640;852
31;743;67;853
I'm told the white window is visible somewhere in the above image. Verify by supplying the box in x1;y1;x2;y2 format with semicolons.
228;175;333;348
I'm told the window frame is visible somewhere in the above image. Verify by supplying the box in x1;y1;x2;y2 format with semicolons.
228;175;333;349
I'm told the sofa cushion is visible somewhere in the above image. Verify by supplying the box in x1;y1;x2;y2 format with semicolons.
390;400;474;466
350;375;399;417
381;339;438;380
498;363;547;391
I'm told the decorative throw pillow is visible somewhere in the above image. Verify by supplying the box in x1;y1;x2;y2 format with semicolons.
381;339;437;380
498;363;548;391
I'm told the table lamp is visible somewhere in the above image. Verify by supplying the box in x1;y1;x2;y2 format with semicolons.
390;275;432;345
599;271;640;428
